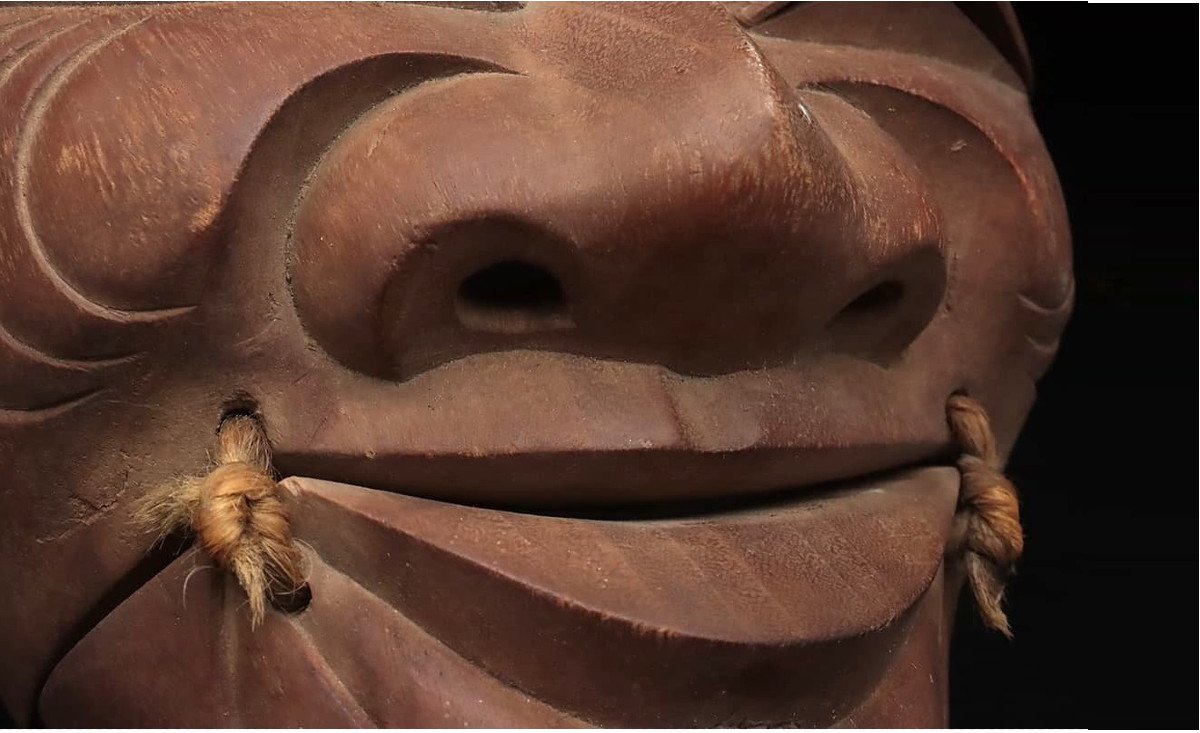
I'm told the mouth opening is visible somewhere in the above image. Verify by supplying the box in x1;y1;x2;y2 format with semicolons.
273;451;953;522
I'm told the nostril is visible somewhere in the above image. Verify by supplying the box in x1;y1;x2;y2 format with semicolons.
826;247;946;364
834;280;905;319
827;278;917;363
456;260;573;334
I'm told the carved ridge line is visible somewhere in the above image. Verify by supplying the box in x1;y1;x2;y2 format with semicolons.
0;386;103;423
295;496;600;723
296;553;584;726
1023;332;1060;357
761;38;1066;261
0;24;119;378
0;13;51;50
281;62;519;248
267;57;517;343
0;19;89;88
14;15;198;324
1019;278;1073;354
1018;277;1075;317
784;50;1075;363
0;317;138;371
1019;281;1072;385
283;614;378;727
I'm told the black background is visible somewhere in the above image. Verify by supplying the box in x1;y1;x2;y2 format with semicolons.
1;3;1197;730
948;3;1197;729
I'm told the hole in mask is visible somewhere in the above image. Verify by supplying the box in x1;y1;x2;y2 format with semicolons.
456;260;573;334
219;394;260;423
836;280;905;319
271;583;313;615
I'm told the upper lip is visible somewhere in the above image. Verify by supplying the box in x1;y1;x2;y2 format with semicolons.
266;350;957;510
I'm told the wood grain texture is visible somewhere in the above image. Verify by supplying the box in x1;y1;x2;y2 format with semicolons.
0;2;1070;726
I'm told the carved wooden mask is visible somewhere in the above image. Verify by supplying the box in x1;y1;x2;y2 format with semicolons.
0;2;1071;727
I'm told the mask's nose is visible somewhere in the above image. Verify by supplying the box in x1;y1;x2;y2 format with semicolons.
289;5;945;379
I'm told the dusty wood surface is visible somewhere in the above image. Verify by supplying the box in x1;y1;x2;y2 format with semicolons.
0;2;1069;726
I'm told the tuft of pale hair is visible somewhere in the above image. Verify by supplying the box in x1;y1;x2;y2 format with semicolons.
134;415;307;626
946;394;1025;638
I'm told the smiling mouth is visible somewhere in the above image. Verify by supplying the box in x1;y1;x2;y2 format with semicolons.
201;345;969;724
274;459;959;727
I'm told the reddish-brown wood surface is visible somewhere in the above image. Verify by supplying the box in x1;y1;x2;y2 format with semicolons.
0;2;1070;726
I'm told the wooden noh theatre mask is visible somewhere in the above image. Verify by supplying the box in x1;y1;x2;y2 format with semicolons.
0;2;1072;728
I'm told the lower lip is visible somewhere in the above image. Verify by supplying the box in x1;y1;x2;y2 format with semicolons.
283;464;958;726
